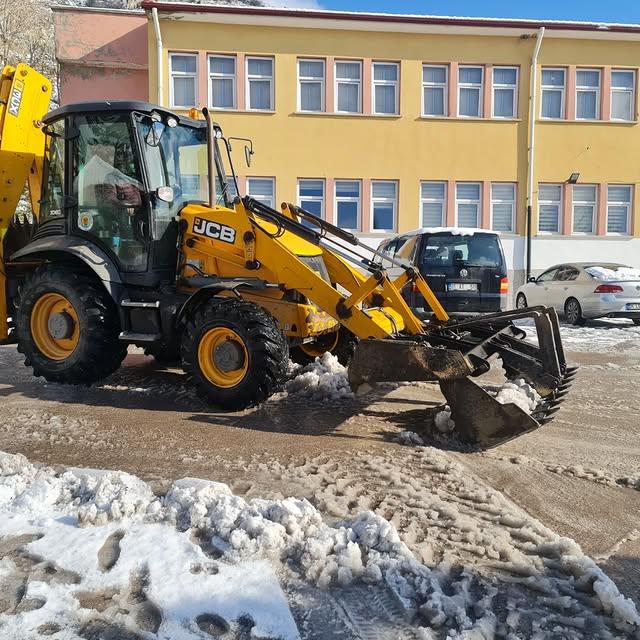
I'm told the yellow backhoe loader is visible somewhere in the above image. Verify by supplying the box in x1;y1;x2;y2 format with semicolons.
0;63;576;448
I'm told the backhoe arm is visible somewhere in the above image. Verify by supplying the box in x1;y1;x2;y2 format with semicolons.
0;64;52;340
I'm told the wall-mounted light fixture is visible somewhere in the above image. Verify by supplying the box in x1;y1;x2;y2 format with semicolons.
567;172;580;184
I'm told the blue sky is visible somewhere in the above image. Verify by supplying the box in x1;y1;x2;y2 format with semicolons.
271;1;640;23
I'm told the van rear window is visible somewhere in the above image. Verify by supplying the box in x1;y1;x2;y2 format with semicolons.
421;234;502;268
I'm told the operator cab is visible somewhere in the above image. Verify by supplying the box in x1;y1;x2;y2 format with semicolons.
36;102;234;289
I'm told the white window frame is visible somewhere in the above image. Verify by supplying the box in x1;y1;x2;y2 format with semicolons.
540;68;566;120
297;58;325;113
246;56;274;111
611;69;636;122
455;182;482;227
208;54;237;110
371;180;398;232
492;67;518;119
422;65;448;117
457;66;484;118
334;60;362;114
297;179;325;219
247;177;275;208
420;181;447;227
169;52;198;109
491;183;516;232
334;180;361;231
576;69;601;121
572;184;597;235
606;185;632;236
372;62;399;116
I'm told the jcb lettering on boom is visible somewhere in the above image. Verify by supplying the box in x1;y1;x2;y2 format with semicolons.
8;79;24;117
193;218;236;244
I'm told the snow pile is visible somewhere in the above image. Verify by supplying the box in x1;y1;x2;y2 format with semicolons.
586;265;640;281
285;353;354;401
396;430;426;445
494;378;541;414
434;406;456;433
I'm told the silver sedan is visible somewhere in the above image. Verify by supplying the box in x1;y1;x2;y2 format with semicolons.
515;262;640;325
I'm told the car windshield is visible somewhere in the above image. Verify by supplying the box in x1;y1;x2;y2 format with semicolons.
136;117;231;207
421;233;502;268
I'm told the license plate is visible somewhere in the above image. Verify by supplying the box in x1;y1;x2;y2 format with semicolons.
447;282;478;292
627;303;640;310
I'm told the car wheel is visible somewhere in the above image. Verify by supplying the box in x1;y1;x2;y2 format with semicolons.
516;293;527;310
564;298;586;326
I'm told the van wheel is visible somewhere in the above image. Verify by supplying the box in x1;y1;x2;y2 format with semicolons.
516;293;528;310
564;298;586;326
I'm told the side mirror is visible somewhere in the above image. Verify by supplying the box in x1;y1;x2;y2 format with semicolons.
156;186;174;203
244;145;254;168
146;121;166;147
528;276;537;283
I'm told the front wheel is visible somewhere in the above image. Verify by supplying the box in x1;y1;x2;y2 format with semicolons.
181;298;289;410
516;293;528;310
564;298;586;326
290;327;358;367
15;265;126;383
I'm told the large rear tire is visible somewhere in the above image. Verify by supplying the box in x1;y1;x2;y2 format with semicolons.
181;298;289;410
290;327;358;367
15;265;126;384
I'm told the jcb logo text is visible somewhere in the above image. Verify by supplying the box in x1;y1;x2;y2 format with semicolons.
8;80;24;117
192;218;236;244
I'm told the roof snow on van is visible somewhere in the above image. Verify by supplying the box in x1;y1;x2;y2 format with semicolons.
402;227;501;237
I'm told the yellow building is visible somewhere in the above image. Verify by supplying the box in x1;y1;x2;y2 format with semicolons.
55;3;640;285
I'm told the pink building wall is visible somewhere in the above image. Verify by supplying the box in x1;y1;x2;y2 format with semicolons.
53;8;149;104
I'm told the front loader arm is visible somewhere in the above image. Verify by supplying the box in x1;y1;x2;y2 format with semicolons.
0;64;52;340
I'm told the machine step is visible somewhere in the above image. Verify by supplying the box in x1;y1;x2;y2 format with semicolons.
118;331;161;343
121;299;160;309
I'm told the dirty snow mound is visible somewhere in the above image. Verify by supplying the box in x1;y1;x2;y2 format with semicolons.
285;353;354;401
494;378;541;414
434;405;456;433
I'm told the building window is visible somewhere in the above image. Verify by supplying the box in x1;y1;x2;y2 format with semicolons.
298;59;325;112
493;67;518;118
420;182;446;226
209;55;236;110
247;178;275;208
491;183;516;232
538;185;562;233
607;185;632;235
335;180;361;230
611;70;635;122
170;53;197;108
456;182;481;227
458;66;483;118
572;185;597;234
246;57;274;111
335;61;362;113
422;65;448;117
541;68;566;119
371;181;397;231
298;179;325;219
576;69;600;120
372;62;399;115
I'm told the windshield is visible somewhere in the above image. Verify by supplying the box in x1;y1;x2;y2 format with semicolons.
421;233;503;269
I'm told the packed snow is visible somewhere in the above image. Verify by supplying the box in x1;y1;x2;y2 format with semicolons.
494;378;542;414
1;450;639;639
284;353;354;401
585;266;640;282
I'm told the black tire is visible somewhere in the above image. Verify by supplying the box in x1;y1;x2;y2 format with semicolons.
564;298;586;326
633;319;640;326
181;298;289;410
290;327;358;367
15;265;126;384
516;293;528;310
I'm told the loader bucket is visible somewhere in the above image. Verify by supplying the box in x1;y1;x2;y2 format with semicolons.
348;306;577;449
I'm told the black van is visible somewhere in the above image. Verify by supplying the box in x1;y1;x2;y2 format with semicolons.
377;229;509;316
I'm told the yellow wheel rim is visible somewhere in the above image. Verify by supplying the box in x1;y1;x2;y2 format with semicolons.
300;332;339;358
30;292;80;361
198;327;249;388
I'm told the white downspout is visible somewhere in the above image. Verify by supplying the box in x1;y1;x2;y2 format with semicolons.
526;26;545;279
151;8;164;106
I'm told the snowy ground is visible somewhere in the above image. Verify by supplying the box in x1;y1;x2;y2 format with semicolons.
0;318;639;639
